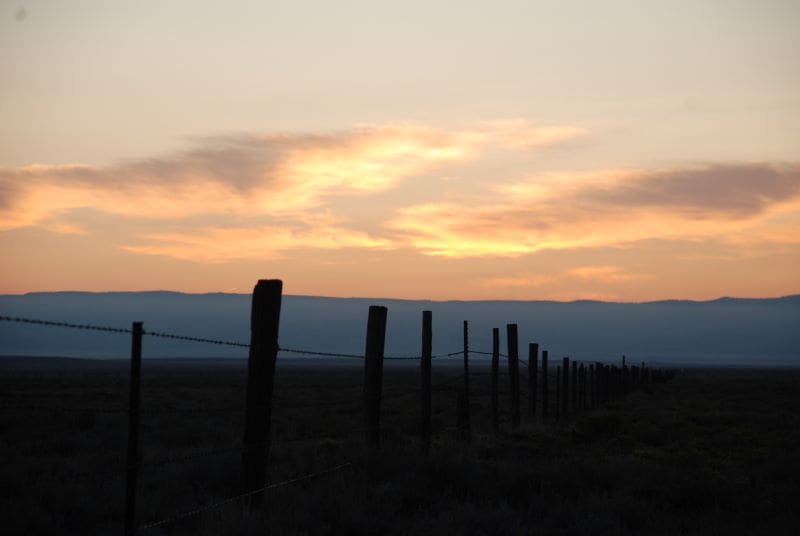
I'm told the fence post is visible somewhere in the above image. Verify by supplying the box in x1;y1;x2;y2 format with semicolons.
123;321;143;536
507;323;520;429
528;343;538;419
579;363;586;410
461;320;471;440
420;310;432;454
364;305;388;448
597;362;604;404
541;350;549;422
241;279;282;507
562;357;569;418
572;360;578;411
555;365;561;422
491;327;500;434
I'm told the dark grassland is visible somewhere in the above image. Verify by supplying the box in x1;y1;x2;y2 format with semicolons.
1;358;799;535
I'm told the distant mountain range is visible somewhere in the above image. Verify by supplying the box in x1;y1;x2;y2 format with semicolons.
1;292;798;366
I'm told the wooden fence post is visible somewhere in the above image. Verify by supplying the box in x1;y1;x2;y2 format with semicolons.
124;321;143;536
579;363;586;410
572;360;578;411
364;305;388;448
562;357;569;418
528;343;538;419
491;327;500;434
507;323;521;429
461;321;471;440
596;362;604;404
241;279;282;506
541;350;549;422
420;310;432;454
555;365;561;422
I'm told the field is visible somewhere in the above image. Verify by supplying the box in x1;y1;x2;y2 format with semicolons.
1;357;799;535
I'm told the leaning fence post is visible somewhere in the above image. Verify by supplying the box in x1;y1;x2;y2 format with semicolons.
507;323;521;429
528;343;538;419
420;311;432;454
541;350;549;421
491;327;500;434
124;321;143;536
241;279;282;507
364;305;388;448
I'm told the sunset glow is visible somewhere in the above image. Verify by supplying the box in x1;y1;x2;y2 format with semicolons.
1;1;798;301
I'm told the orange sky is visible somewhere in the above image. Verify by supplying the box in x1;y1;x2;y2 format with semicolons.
1;2;799;300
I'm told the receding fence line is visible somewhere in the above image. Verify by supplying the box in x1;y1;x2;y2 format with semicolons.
1;280;672;535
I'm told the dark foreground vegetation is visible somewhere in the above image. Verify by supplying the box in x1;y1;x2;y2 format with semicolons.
1;357;799;535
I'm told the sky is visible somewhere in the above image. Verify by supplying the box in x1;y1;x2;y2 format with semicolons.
1;0;799;301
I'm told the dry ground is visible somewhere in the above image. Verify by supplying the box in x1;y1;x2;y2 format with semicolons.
1;357;798;535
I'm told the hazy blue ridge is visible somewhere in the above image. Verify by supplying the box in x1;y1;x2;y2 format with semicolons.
1;292;798;366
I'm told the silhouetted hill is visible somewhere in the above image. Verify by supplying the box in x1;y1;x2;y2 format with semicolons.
1;292;798;365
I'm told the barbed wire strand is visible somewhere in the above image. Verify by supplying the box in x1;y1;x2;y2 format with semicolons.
1;404;128;414
1;315;485;362
0;315;131;334
136;462;352;533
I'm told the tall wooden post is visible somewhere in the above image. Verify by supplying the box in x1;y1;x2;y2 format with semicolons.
420;311;432;454
364;305;388;448
491;327;500;433
507;323;520;429
241;279;282;506
528;343;538;418
541;350;549;421
123;321;143;536
562;357;569;418
589;364;595;408
461;321;471;440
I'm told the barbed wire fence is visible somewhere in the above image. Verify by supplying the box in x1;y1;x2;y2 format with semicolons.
1;302;659;534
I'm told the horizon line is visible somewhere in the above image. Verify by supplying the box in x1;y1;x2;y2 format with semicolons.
3;289;798;306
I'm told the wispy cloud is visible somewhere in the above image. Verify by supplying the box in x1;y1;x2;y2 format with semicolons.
124;223;393;263
566;265;653;283
0;120;582;231
0;120;586;262
389;163;800;257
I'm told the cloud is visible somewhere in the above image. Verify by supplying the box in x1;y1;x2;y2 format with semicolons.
570;164;800;218
389;163;800;257
566;265;653;283
0;120;581;234
0;128;463;230
484;274;557;288
124;223;393;263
